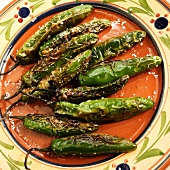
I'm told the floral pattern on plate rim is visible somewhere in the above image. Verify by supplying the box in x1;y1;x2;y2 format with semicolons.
0;0;170;170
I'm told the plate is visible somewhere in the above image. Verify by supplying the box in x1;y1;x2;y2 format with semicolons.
0;1;170;170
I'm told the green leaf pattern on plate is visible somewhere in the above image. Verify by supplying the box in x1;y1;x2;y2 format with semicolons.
138;0;154;14
29;0;60;7
158;111;166;136
134;137;149;160
0;18;15;41
0;142;32;170
9;155;32;167
136;149;164;163
164;124;170;135
160;34;170;51
0;140;14;150
7;161;17;170
102;164;110;170
128;7;150;15
127;0;154;16
0;149;20;170
30;0;45;12
134;111;170;163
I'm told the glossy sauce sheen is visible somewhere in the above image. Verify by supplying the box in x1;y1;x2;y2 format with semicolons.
0;8;162;165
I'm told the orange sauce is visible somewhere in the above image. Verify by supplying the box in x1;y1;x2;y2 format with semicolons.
0;8;162;166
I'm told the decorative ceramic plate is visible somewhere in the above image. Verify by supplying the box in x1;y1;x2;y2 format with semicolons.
0;0;170;170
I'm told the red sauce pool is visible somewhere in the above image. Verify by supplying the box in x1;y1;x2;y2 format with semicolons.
0;8;162;166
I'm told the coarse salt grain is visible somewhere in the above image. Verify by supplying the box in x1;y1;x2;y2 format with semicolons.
4;92;10;99
4;80;10;86
154;75;158;78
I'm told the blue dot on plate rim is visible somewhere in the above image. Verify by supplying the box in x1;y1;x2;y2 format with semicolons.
18;7;30;18
116;163;131;170
154;17;168;30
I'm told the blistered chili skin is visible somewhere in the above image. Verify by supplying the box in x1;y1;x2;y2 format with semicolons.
22;114;99;137
24;134;136;169
55;75;129;103
37;49;92;89
26;49;92;100
50;134;137;156
22;33;98;87
39;18;111;57
78;56;162;86
0;114;99;136
3;49;94;111
16;5;93;65
53;97;154;123
13;75;128;108
89;30;146;67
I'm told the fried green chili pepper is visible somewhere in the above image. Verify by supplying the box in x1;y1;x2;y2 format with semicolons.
23;49;92;100
0;114;98;136
24;134;137;169
52;97;154;123
2;50;92;116
37;49;92;89
39;18;111;57
0;4;93;75
54;75;129;103
89;30;146;67
78;56;162;86
22;33;98;88
2;33;98;101
2;75;129;115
